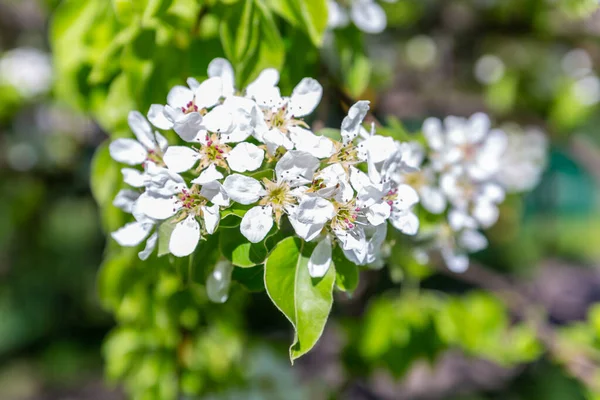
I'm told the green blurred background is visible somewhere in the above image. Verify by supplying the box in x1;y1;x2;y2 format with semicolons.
1;0;600;399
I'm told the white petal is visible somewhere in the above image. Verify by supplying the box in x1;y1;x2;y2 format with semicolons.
192;163;224;185
361;135;396;164
138;232;158;260
194;76;222;109
351;0;387;34
187;77;200;91
328;0;350;28
308;236;333;278
395;184;420;210
246;68;280;98
223;174;264;204
366;202;391;226
201;181;230;207
341;100;369;144
263;128;294;155
472;200;499;228
227;142;265;172
163;146;199;173
111;221;152;247
202;105;233;133
207;58;235;97
448;208;477;231
173;111;204;142
136;192;178;220
147;104;173;130
459;230;488;252
297;197;335;224
288;216;324;242
154;131;169;152
442;247;469;273
240;206;274;243
419;186;446;214
121;168;147;187
169;215;200;257
275;150;320;187
128;111;155;150
109;138;147;165
206;260;233;303
167;85;194;108
113;189;140;213
422;118;444;150
202;204;220;234
288;78;323;117
466;112;491;144
390;210;419;235
289;126;335;158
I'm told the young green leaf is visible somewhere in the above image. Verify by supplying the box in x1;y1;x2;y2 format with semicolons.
220;227;268;267
264;237;335;362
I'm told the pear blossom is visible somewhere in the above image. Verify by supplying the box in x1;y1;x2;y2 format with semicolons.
109;111;168;166
423;113;507;181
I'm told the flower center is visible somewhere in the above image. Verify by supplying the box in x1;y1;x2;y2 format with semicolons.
181;98;209;116
328;143;359;170
176;186;208;215
383;188;399;210
260;178;295;224
196;133;231;171
145;148;165;167
263;104;308;134
404;171;425;189
331;201;360;230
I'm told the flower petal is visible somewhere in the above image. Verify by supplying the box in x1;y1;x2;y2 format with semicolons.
200;181;230;207
275;150;320;187
441;247;469;273
173;112;204;142
240;206;274;243
207;58;235;97
390;210;419;235
192;163;224;185
351;0;387;34
288;78;323;117
109;138;147;165
308;236;333;278
202;104;233;133
289;126;335;159
246;68;280;99
327;0;350;28
135;192;178;220
147;104;173;130
366;201;391;226
111;221;152;247
128;111;155;150
138;231;158;260
163;146;199;173
341;101;370;144
194;76;222;109
297;196;335;224
223;174;264;204
167;85;194;108
121;168;147;187
169;215;201;257
113;189;140;213
227;142;265;172
459;229;488;252
202;204;220;234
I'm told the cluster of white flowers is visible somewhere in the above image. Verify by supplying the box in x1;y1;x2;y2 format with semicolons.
108;58;421;278
327;0;397;34
0;47;52;99
411;113;547;272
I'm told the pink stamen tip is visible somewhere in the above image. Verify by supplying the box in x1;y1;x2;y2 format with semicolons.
344;218;349;223
217;149;224;153
387;200;393;205
348;223;354;228
207;141;213;146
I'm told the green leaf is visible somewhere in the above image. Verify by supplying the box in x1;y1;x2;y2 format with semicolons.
232;265;265;292
90;141;120;208
219;0;259;67
220;227;268;267
237;0;285;87
265;0;328;46
157;217;177;257
264;237;335;362
333;246;358;293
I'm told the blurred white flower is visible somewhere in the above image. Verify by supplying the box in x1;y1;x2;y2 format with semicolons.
0;47;52;98
327;0;397;34
496;126;548;192
474;54;505;85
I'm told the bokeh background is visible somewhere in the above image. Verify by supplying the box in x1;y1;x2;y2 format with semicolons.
1;0;600;399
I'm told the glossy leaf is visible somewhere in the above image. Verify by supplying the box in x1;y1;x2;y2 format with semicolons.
264;237;335;362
